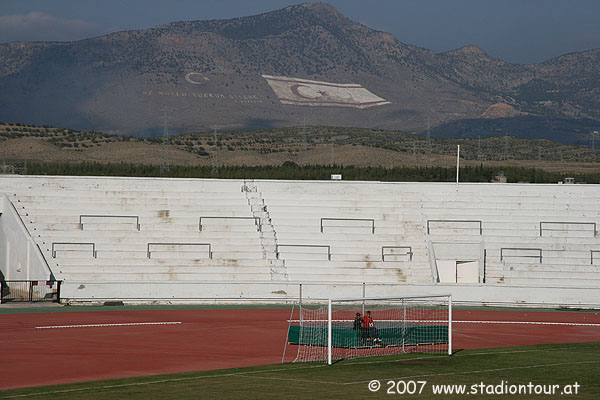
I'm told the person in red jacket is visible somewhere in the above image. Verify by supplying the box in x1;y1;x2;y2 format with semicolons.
364;311;382;345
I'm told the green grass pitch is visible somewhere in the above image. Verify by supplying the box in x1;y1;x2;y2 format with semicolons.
2;342;599;399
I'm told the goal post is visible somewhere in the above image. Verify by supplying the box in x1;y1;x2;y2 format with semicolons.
287;294;452;365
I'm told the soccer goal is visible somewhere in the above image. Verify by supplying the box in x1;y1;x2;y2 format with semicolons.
286;294;452;365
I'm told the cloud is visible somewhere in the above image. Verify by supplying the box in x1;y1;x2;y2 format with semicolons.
0;11;101;43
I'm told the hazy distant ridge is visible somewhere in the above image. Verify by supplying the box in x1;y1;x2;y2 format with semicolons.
0;2;598;141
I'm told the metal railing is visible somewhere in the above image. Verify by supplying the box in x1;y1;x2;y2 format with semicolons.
381;246;413;262
9;199;31;236
199;216;261;232
36;243;52;271
79;215;140;231
483;249;487;283
1;280;61;303
276;244;331;261
6;197;52;272
147;242;212;259
427;220;482;235
500;247;542;263
539;221;597;237
320;218;375;234
52;242;97;258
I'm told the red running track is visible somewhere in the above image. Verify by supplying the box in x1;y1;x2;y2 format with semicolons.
0;308;598;390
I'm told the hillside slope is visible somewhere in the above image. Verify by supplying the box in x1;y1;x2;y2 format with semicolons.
0;2;598;141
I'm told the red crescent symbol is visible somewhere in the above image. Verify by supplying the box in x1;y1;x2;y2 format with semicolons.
290;84;323;100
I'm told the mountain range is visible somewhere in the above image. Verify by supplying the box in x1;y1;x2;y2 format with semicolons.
1;2;599;144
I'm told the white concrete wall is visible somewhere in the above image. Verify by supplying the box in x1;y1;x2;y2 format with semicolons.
59;281;600;308
0;195;53;281
256;179;600;291
1;175;599;307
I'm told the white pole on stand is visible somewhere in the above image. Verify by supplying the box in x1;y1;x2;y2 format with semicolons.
327;298;332;365
362;282;365;315
299;284;303;327
448;294;453;356
456;145;460;190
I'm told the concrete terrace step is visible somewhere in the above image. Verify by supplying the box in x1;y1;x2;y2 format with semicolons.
485;270;599;281
484;269;600;280
263;199;600;212
273;225;409;235
52;257;268;267
277;253;386;262
269;208;599;220
284;273;405;284
14;192;248;201
260;193;600;207
487;276;600;287
42;240;263;250
276;245;405;256
259;182;599;197
273;231;415;242
16;207;254;218
51;249;265;260
56;272;273;281
7;181;245;194
30;222;263;233
283;266;407;276
38;235;263;247
23;213;259;224
15;194;250;204
54;265;271;274
282;259;416;268
484;246;599;257
35;230;264;241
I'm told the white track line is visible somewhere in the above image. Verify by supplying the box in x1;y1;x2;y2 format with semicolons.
35;322;182;329
289;319;600;327
454;320;600;327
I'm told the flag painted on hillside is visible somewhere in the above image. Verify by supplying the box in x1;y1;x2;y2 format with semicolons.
262;75;390;109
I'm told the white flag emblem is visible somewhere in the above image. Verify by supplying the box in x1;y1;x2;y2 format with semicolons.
262;75;390;109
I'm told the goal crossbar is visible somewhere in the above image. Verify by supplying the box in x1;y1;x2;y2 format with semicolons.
329;294;452;302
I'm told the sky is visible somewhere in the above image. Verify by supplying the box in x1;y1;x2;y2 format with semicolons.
1;0;599;64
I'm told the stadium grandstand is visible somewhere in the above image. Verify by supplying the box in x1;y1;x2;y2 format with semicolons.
0;175;599;307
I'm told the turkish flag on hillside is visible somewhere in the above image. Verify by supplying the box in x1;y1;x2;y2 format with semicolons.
262;75;390;109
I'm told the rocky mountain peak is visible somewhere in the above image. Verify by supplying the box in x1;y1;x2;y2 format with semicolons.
445;44;488;57
0;3;597;140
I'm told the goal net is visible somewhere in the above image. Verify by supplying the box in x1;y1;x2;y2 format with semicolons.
287;295;452;364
